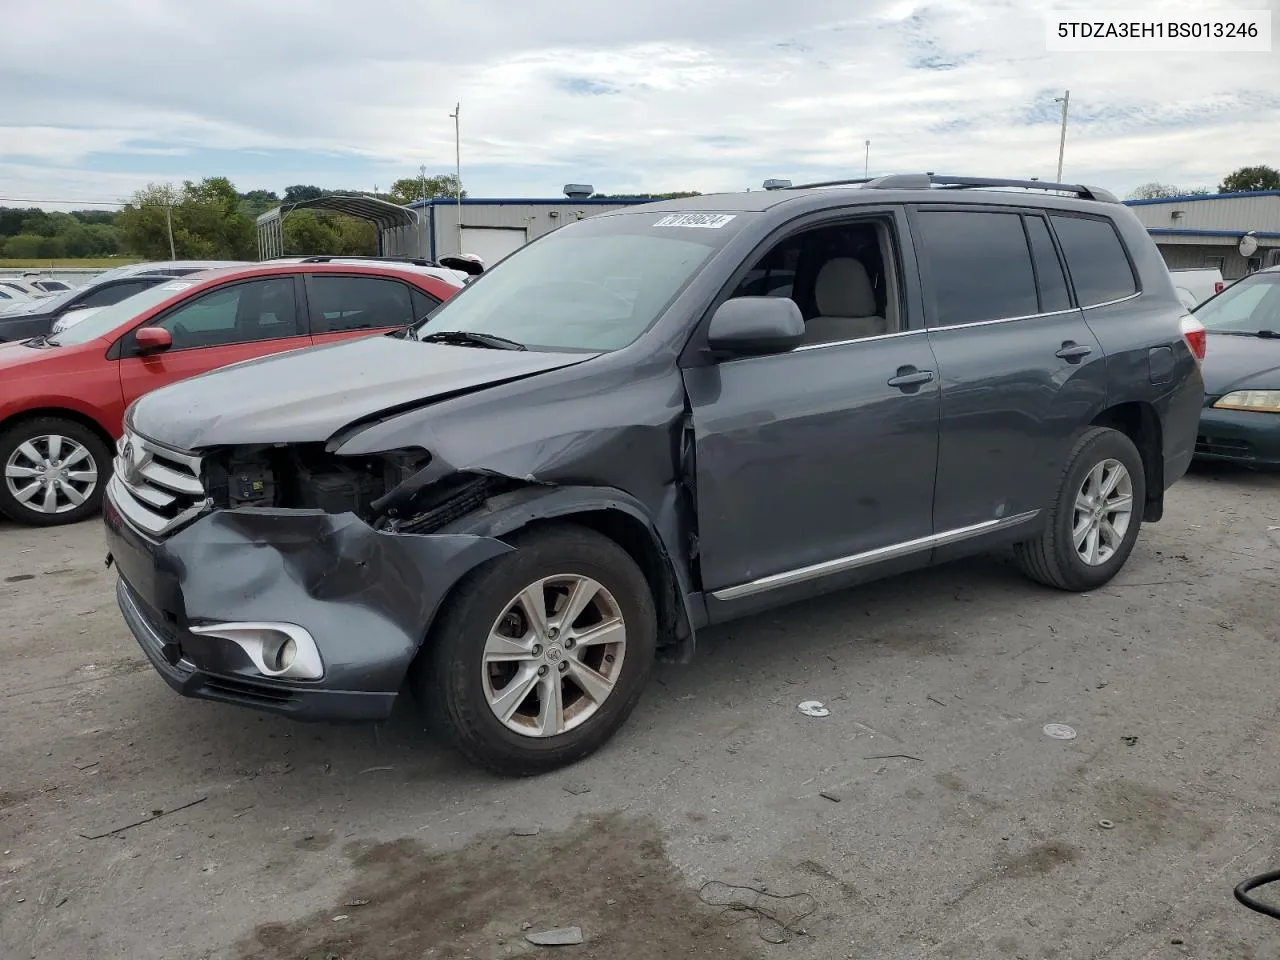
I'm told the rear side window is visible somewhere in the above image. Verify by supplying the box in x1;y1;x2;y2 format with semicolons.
916;210;1039;326
1023;216;1072;312
1050;215;1138;306
306;275;415;333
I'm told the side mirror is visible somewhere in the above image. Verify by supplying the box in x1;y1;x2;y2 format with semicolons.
134;326;173;354
706;296;804;358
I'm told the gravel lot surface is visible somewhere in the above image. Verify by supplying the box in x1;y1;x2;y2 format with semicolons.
2;463;1279;959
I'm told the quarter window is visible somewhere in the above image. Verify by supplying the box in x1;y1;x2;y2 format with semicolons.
1049;215;1138;306
916;210;1039;326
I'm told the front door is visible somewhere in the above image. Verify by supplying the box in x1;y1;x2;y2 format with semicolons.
684;210;941;599
118;275;310;410
910;206;1110;533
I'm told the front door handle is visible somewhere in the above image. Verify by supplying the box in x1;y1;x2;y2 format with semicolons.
1055;341;1093;363
887;366;935;390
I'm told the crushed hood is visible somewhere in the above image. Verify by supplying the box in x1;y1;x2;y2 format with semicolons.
1201;334;1280;397
128;334;598;450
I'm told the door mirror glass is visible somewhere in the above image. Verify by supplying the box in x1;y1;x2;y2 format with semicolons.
707;296;804;357
135;326;173;353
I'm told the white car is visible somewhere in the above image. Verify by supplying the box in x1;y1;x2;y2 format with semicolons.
0;279;51;299
49;306;103;334
1169;267;1225;310
0;286;34;305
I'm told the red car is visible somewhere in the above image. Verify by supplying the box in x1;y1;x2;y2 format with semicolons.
0;261;460;527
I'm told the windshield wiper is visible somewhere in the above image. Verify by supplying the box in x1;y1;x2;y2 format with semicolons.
417;329;526;350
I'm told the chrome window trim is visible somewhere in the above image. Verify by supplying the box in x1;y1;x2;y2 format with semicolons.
1081;290;1141;310
710;509;1041;602
792;327;926;351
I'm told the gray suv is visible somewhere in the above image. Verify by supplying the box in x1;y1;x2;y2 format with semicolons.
103;174;1205;775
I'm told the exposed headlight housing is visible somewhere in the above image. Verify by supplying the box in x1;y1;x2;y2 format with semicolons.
1214;390;1280;413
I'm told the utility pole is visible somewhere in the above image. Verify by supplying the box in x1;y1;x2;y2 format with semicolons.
1054;90;1070;182
449;102;462;255
864;139;871;178
419;164;428;259
164;204;176;260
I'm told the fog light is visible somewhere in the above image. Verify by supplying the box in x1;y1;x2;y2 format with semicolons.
189;621;323;680
264;635;297;673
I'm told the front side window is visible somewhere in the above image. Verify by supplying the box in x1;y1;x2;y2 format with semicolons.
148;277;299;350
1050;215;1138;306
412;211;749;352
916;210;1039;326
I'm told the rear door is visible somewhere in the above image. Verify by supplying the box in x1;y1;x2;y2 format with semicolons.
302;273;434;347
911;205;1108;537
117;275;309;408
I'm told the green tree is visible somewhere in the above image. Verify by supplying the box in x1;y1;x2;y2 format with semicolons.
118;178;256;260
388;174;464;204
3;234;46;259
282;210;341;255
1219;165;1280;193
283;184;324;204
333;215;377;255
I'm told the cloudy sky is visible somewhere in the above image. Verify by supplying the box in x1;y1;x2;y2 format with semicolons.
1;0;1277;208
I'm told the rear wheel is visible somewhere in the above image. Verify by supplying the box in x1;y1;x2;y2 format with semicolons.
417;524;657;776
0;417;111;526
1013;426;1146;591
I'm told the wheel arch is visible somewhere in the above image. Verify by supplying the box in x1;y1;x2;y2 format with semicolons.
1090;401;1163;521
0;406;117;455
440;484;699;663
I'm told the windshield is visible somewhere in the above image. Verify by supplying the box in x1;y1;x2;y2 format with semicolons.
48;280;198;345
412;210;749;351
1194;273;1280;334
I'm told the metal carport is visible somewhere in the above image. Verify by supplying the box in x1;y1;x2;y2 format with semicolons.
255;195;420;260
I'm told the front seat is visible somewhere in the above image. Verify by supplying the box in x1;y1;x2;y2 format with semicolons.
803;258;888;344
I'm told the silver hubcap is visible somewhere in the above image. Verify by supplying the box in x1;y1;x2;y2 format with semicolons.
482;574;627;738
1072;458;1133;566
4;434;98;515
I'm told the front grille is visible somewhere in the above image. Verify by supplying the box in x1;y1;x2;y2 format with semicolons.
203;677;300;706
1196;434;1254;459
109;430;209;537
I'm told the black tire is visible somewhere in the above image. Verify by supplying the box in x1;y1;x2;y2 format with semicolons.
1013;426;1146;592
0;417;112;527
416;523;657;776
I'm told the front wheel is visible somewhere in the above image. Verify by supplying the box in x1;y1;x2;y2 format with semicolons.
1013;426;1146;591
0;417;111;526
417;524;657;776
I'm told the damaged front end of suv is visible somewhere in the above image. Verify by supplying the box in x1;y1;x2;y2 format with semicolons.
104;205;747;774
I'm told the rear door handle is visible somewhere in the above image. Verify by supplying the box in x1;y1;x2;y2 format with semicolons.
887;367;935;389
1055;342;1093;363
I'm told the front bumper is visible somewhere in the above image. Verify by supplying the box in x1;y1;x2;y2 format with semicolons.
104;490;512;721
1195;406;1280;467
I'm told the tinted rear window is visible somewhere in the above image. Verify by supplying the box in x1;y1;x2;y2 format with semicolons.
1050;215;1138;306
1024;216;1072;312
916;210;1039;326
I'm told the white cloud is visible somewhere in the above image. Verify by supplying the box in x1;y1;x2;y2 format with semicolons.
0;0;1276;203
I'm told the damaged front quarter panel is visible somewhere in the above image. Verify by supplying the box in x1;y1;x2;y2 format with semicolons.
159;508;513;692
328;360;706;662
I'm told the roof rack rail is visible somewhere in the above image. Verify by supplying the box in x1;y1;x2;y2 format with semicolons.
293;255;443;267
787;173;1117;203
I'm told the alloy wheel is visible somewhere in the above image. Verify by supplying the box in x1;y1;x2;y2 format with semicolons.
3;434;99;515
481;574;628;738
1072;458;1133;566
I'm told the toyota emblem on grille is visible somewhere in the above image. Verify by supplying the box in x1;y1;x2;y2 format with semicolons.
120;438;143;486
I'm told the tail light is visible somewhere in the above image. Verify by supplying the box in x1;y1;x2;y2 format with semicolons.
1180;314;1206;362
1214;281;1225;294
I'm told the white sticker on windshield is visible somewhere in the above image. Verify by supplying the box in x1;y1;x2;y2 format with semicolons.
653;213;736;229
161;281;194;291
